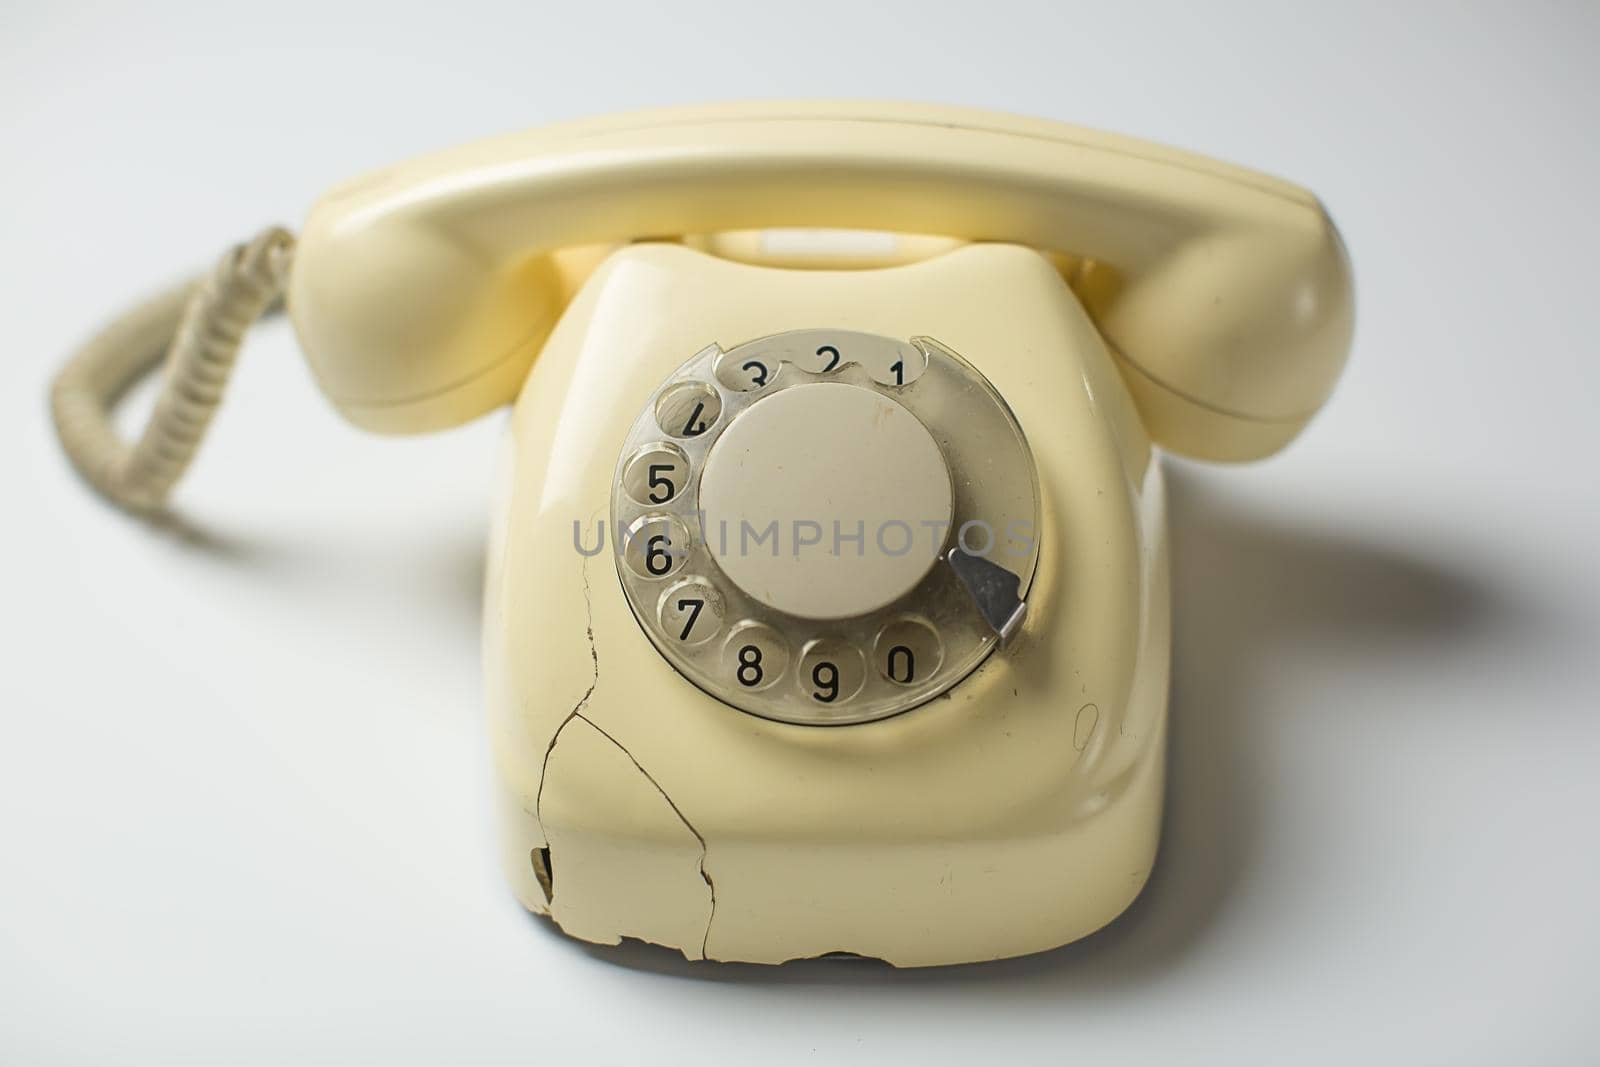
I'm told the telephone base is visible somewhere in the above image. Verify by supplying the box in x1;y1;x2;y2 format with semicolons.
484;242;1173;966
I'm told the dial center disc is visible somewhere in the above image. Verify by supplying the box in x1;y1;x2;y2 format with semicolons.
699;382;953;620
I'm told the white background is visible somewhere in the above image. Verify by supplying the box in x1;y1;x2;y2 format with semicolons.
4;2;1598;1063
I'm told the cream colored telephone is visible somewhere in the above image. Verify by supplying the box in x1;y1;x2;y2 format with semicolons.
52;103;1353;966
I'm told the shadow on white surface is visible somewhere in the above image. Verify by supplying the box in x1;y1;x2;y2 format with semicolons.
100;501;492;638
65;451;1519;996
528;462;1505;987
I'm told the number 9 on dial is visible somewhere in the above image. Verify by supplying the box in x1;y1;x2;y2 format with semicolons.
798;639;866;705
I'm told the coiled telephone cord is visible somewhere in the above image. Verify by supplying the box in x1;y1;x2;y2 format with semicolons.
50;227;294;514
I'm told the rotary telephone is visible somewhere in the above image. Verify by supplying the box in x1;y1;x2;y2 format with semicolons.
52;103;1353;966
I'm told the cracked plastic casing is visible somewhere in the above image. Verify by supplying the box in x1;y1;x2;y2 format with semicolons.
485;242;1170;965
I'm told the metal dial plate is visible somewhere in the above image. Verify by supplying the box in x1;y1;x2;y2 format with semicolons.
610;329;1040;726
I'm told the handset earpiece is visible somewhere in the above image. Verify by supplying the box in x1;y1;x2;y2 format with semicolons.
287;211;564;433
1095;213;1354;460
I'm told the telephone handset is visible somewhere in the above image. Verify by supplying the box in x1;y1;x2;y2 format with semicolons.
290;102;1350;459
52;103;1353;965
